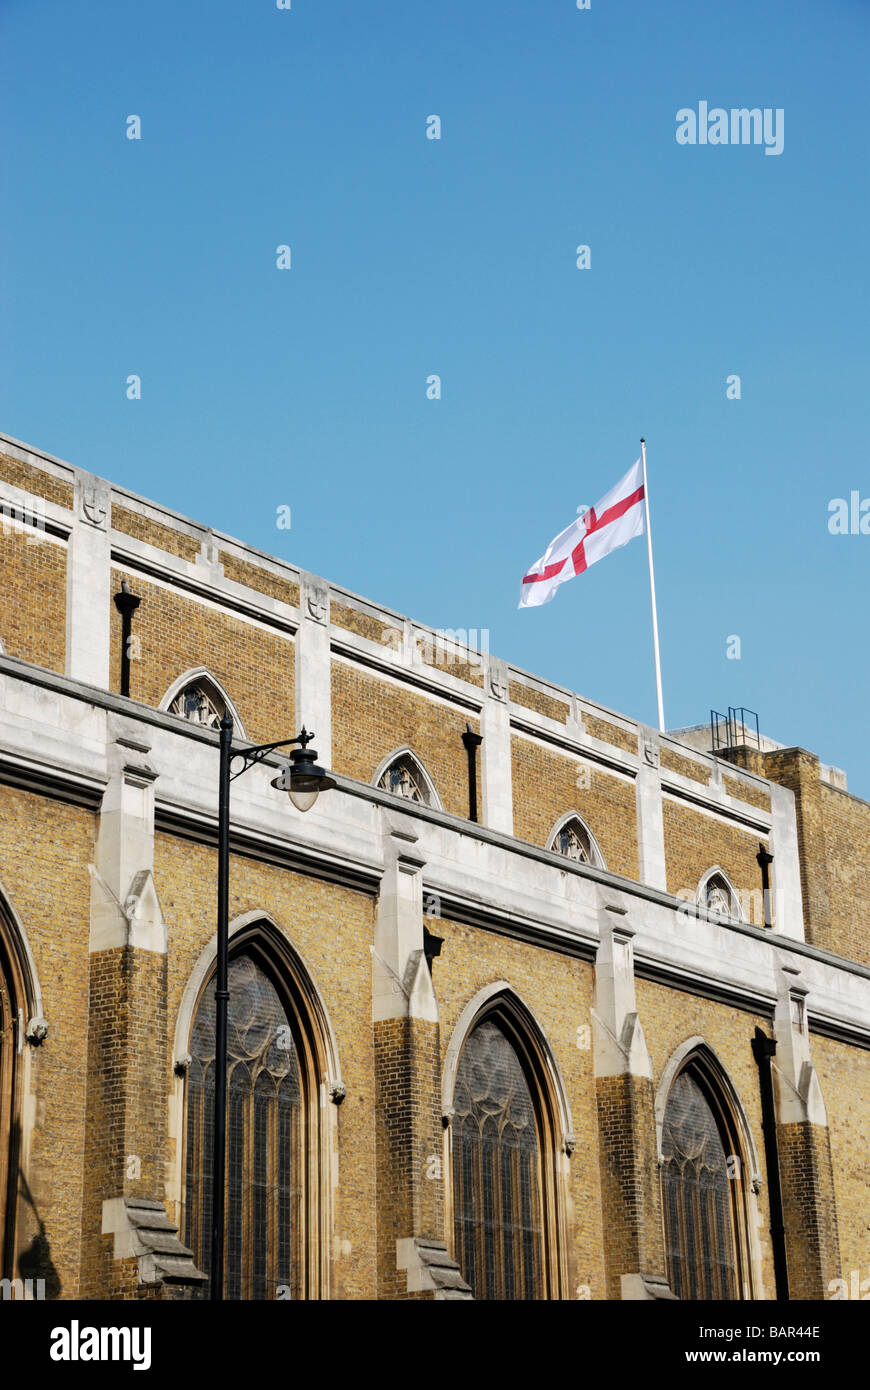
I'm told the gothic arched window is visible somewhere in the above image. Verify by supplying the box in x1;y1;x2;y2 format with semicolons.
701;871;741;920
0;904;29;1284
661;1064;748;1300
547;815;600;866
0;932;18;1278
554;821;591;863
184;952;305;1300
451;1017;546;1300
376;752;432;805
169;680;225;730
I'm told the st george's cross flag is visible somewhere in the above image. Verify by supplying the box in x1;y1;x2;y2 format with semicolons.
518;458;646;608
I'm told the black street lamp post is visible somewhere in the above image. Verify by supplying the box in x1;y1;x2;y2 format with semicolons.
210;717;335;1301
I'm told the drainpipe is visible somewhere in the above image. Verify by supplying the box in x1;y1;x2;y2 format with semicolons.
461;724;483;823
751;1026;789;1300
113;580;141;697
757;844;774;929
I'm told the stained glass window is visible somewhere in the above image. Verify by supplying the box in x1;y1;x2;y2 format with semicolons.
377;754;429;804
169;683;224;729
452;1018;544;1300
184;953;303;1300
662;1069;740;1300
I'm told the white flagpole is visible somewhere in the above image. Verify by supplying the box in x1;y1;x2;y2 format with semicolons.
640;438;666;732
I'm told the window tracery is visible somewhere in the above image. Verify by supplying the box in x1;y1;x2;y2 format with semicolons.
553;819;593;863
169;682;225;729
377;753;430;805
451;1017;544;1300
661;1067;742;1300
184;953;303;1300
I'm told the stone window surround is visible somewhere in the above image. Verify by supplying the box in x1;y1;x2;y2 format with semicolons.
159;667;247;740
372;746;443;811
654;1037;765;1300
440;982;574;1300
169;910;344;1301
696;866;748;923
546;811;606;870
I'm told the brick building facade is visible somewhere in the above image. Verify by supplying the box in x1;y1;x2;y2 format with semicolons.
0;430;867;1301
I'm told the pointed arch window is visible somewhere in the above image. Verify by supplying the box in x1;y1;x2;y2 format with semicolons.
451;1016;547;1300
547;814;601;867
554;820;592;863
184;951;308;1300
169;680;225;730
0;902;31;1284
700;871;741;920
0;931;19;1278
161;668;246;736
661;1061;752;1300
377;752;432;805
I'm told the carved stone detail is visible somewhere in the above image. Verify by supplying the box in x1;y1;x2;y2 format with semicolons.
199;529;222;569
26;1016;49;1045
80;482;109;530
102;1196;207;1287
302;574;329;625
643;738;660;768
396;1237;473;1300
169;684;223;729
488;658;508;703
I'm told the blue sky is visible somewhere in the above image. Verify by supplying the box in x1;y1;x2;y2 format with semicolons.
2;1;869;792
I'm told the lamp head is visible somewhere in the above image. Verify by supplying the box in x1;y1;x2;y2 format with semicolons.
270;729;336;812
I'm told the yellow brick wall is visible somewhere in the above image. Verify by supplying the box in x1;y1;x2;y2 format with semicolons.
155;832;378;1301
636;977;777;1299
510;734;639;880
373;1015;444;1299
810;1033;870;1285
723;774;771;813
331;602;400;647
776;1121;840;1298
110;569;295;746
80;947;170;1299
762;749;828;947
820;785;870;967
0;533;67;673
595;1072;663;1298
509;682;570;724
219;551;299;608
662;798;771;924
583;712;637;756
661;746;712;785
0;452;74;509
414;637;485;689
0;787;96;1299
331;661;477;818
331;608;485;691
112;506;201;562
431;917;604;1299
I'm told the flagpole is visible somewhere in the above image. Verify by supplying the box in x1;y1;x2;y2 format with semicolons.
640;438;666;732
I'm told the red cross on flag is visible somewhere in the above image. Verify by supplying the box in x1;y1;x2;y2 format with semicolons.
518;458;646;609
